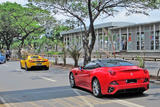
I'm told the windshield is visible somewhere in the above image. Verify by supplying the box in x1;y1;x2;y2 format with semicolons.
31;56;40;59
101;60;134;67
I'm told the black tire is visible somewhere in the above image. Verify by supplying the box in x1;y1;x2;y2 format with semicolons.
137;91;144;95
25;63;29;71
45;67;49;70
92;78;102;97
20;62;23;69
3;60;6;63
69;73;76;88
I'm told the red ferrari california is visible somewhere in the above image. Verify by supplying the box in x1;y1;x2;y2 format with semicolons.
69;59;150;97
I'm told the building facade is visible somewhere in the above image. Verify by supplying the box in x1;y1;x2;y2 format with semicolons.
61;21;160;56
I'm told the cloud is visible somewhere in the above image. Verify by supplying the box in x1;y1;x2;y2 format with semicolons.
95;9;160;24
0;0;28;5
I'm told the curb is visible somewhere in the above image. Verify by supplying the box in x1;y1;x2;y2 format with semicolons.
150;79;160;84
0;96;11;107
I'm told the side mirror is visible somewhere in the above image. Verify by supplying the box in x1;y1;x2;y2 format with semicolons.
79;66;83;71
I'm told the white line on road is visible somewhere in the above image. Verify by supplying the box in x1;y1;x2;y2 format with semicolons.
39;76;144;107
0;96;11;107
40;77;56;82
73;89;94;107
113;99;144;107
16;69;24;72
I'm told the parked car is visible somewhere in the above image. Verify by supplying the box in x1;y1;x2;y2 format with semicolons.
0;52;6;64
20;55;49;71
69;59;150;97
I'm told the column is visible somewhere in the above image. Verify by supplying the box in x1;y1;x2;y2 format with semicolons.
97;30;99;51
65;36;67;47
153;24;156;50
119;29;122;51
139;26;142;50
102;31;105;50
127;28;129;50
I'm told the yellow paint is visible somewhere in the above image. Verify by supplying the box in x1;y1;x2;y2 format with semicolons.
20;55;49;70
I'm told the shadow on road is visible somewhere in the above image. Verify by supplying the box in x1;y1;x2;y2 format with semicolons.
0;86;90;104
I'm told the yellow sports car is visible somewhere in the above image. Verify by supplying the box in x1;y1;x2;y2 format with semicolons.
20;55;49;71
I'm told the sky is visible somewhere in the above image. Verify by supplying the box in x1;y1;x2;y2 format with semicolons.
0;0;160;25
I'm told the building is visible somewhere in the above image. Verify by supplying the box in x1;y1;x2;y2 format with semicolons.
61;21;160;56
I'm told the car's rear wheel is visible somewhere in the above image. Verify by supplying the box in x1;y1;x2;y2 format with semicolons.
92;78;102;97
69;73;76;88
45;67;49;70
137;91;144;95
25;63;29;71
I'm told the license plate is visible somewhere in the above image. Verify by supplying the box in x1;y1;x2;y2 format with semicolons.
126;79;137;83
36;63;42;66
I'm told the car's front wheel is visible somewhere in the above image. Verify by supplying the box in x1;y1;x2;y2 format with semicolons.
69;73;76;88
20;62;23;69
92;78;102;97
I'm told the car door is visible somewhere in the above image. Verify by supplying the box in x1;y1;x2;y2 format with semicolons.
77;62;97;88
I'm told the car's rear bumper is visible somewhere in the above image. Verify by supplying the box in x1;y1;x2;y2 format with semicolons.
0;59;6;63
102;82;149;95
27;62;49;68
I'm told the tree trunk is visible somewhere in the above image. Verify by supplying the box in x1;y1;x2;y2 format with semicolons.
74;59;78;67
55;44;58;65
18;48;22;59
6;43;10;50
18;40;25;59
83;0;96;66
63;51;66;66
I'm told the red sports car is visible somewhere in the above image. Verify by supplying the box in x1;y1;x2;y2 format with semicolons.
69;59;150;97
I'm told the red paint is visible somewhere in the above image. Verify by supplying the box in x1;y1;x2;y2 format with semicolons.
70;66;150;95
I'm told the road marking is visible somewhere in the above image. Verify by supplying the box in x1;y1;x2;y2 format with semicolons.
40;77;56;82
66;97;85;107
73;89;94;107
84;96;112;105
16;69;23;72
113;99;144;107
0;96;11;107
6;97;42;107
39;75;144;107
55;98;74;107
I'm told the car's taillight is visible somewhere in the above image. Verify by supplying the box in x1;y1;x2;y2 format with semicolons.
144;69;149;74
108;71;116;76
110;81;119;85
44;59;48;62
29;60;34;63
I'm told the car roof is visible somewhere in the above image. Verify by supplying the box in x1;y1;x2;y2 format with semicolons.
92;58;126;63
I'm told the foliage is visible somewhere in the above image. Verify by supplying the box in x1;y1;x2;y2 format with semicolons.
0;2;51;58
29;0;160;65
68;46;81;67
137;56;145;68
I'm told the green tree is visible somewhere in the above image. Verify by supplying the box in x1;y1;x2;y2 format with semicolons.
29;0;160;65
0;2;51;58
0;2;20;50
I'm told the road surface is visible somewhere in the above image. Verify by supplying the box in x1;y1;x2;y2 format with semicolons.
0;61;160;107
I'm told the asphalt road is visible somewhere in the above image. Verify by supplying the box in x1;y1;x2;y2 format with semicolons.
0;61;160;107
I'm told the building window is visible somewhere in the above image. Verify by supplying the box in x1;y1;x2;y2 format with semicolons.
156;31;160;50
137;33;140;50
121;34;127;50
141;32;145;50
150;32;154;50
